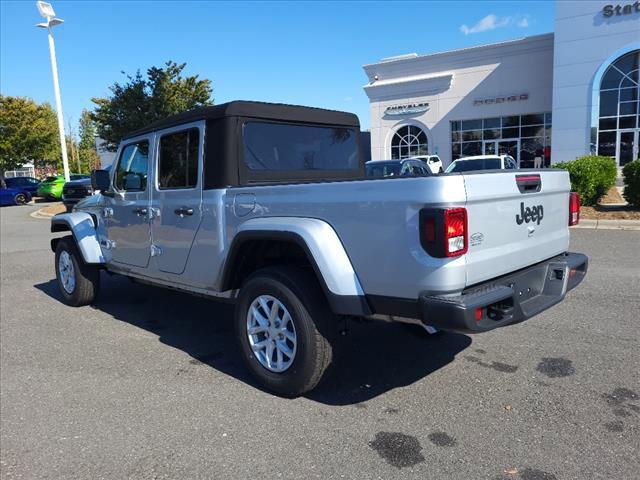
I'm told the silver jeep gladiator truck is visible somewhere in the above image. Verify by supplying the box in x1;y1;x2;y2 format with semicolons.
50;101;587;396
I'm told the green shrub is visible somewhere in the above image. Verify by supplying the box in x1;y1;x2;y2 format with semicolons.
554;155;617;206
622;160;640;208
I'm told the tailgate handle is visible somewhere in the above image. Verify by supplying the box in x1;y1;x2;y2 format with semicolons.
516;174;541;194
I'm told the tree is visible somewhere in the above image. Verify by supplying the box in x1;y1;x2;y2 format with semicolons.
0;95;60;177
78;109;100;172
92;61;213;151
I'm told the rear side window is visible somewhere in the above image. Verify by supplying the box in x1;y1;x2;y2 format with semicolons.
115;141;149;192
449;158;502;172
243;122;359;171
158;129;199;189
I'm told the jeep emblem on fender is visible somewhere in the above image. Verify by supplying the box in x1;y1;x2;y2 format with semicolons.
516;202;544;225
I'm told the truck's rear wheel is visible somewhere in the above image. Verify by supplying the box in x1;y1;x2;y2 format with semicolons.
235;266;334;397
55;236;100;306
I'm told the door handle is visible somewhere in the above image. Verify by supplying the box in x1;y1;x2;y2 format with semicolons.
133;207;148;216
174;207;194;217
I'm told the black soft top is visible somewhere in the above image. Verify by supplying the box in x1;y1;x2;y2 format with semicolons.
125;100;360;139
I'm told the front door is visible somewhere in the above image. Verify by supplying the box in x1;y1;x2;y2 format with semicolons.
483;139;520;164
617;129;640;167
106;137;152;268
483;141;496;155
497;139;520;164
150;122;204;275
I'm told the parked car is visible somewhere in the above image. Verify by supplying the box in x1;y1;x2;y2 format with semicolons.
3;176;41;194
37;174;89;199
445;154;518;173
365;159;432;178
62;176;95;211
0;183;32;206
49;101;587;397
408;155;444;174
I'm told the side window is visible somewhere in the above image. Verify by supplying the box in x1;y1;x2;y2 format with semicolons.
158;128;199;189
115;141;149;192
505;157;516;169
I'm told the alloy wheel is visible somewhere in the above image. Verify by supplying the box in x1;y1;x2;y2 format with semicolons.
246;295;297;372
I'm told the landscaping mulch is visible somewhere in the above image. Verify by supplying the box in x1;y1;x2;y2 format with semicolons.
580;206;640;220
599;186;625;204
39;202;67;216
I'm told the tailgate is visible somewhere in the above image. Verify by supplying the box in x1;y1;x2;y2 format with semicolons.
463;170;570;287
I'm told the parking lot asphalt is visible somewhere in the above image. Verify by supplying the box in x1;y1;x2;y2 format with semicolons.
1;204;639;480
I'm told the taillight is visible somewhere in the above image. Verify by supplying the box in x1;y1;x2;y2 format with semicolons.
420;207;468;258
569;192;580;226
444;208;467;256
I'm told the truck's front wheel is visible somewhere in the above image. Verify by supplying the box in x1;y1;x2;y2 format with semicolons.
235;266;334;397
55;236;100;306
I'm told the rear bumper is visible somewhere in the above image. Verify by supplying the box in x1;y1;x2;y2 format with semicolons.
62;194;90;206
420;252;588;334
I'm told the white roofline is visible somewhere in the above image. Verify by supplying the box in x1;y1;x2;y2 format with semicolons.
363;32;554;69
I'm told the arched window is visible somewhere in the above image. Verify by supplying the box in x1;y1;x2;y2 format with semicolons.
391;125;428;159
598;50;640;166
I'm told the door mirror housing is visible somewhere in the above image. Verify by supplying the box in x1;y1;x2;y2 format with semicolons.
91;169;111;192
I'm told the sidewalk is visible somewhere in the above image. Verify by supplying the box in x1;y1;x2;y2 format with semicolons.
572;218;640;231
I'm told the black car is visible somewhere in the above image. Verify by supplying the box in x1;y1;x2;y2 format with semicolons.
365;159;432;178
62;177;94;211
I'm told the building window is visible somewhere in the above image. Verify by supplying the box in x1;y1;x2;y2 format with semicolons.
450;113;552;167
597;50;640;167
391;125;428;159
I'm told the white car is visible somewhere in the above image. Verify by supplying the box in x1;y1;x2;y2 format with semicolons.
445;154;518;173
409;155;443;174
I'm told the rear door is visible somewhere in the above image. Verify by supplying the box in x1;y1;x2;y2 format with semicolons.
150;122;204;274
463;170;570;286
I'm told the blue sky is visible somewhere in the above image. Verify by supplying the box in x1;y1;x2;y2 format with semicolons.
1;1;555;131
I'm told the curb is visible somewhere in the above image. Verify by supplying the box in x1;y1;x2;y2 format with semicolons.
30;208;55;219
572;219;640;231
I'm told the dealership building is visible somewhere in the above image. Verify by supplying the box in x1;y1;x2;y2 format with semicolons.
362;0;639;170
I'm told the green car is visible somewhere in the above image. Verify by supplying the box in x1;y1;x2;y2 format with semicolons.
36;174;88;199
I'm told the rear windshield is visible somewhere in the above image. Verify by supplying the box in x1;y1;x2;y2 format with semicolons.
447;158;501;172
366;163;401;178
70;175;89;180
44;176;59;182
243;122;359;171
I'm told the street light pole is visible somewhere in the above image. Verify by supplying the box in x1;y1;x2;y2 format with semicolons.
36;1;70;182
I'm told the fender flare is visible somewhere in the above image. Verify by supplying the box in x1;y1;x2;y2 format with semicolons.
222;217;370;316
50;213;105;264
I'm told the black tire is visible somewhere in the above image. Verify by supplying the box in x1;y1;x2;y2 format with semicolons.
54;236;100;306
14;193;27;205
235;266;335;397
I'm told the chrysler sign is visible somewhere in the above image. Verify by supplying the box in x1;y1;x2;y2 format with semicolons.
385;102;429;116
474;93;529;106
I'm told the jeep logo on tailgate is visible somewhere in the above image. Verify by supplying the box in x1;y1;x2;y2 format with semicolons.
516;202;544;225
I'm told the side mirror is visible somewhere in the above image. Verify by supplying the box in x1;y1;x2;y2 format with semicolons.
91;169;111;192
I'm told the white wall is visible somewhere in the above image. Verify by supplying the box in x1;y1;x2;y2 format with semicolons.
551;0;640;163
364;35;554;164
